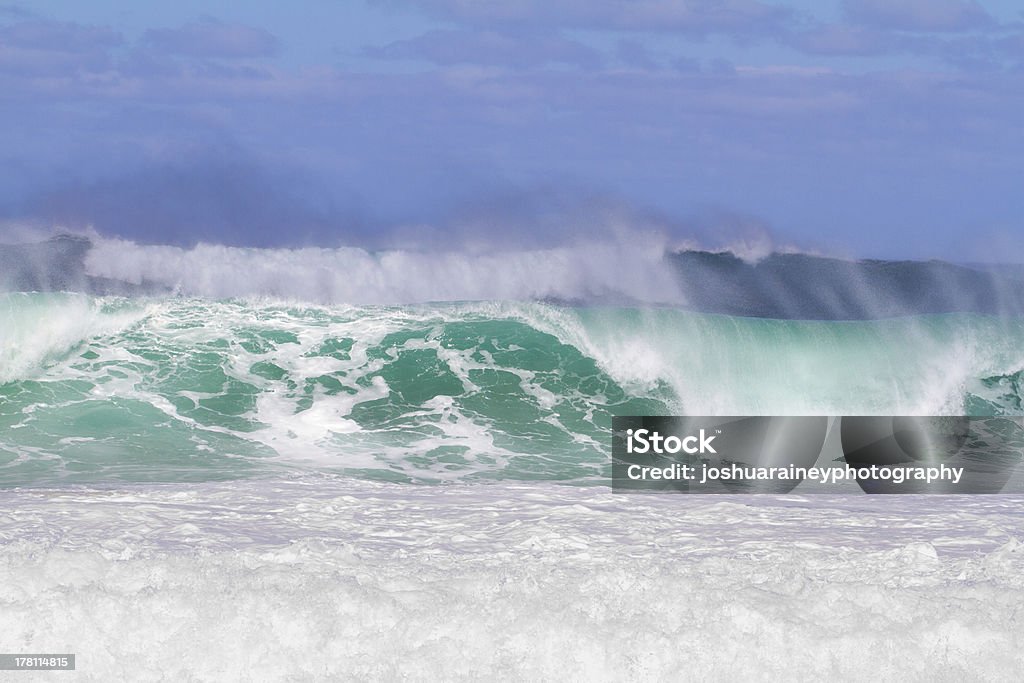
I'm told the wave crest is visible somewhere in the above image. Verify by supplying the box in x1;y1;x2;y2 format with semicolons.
83;237;686;305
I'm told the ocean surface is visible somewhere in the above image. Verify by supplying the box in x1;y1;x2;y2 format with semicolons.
3;236;1024;680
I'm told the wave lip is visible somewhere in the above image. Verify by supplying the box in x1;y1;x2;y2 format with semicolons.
0;292;148;384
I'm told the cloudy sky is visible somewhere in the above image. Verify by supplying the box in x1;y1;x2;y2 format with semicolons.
1;0;1022;259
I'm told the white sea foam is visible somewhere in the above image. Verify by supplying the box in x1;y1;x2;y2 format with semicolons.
2;477;1023;680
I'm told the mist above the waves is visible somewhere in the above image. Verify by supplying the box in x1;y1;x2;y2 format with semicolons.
8;140;796;257
8;183;1024;315
82;232;688;305
57;188;680;305
71;202;813;307
8;182;822;305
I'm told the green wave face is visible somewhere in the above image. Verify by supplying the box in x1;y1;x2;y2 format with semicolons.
2;293;1023;486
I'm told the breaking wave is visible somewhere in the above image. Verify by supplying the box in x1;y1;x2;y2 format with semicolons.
5;233;1023;318
3;293;1023;486
81;236;686;305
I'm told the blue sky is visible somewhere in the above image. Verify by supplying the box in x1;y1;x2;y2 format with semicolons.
1;0;1023;259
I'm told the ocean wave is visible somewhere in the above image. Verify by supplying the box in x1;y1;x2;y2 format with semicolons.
3;294;1023;485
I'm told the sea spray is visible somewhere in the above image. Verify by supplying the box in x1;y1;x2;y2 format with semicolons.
82;236;686;305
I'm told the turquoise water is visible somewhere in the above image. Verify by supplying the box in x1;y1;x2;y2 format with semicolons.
2;293;1024;486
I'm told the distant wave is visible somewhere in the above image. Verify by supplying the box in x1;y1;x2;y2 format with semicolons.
80;236;685;305
672;251;1024;319
3;234;1024;318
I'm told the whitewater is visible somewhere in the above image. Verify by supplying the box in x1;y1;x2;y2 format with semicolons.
3;236;1024;680
5;481;1024;680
